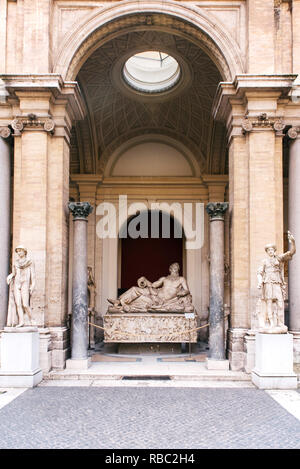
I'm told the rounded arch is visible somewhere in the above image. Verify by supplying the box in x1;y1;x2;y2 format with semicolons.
53;1;244;82
98;128;207;176
104;134;202;178
118;209;185;290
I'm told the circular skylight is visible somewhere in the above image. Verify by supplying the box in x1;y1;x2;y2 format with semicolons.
123;51;181;93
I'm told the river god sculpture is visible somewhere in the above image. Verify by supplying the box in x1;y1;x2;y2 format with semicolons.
107;262;194;313
256;231;296;333
6;246;36;327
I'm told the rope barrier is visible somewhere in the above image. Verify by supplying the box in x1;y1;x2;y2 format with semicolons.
88;321;209;339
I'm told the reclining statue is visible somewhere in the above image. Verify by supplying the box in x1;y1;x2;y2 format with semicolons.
107;262;194;313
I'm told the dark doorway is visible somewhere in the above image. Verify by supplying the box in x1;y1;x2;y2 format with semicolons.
120;210;183;294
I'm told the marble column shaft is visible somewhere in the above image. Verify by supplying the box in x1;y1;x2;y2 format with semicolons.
206;202;228;360
69;202;93;360
0;137;11;329
288;135;300;331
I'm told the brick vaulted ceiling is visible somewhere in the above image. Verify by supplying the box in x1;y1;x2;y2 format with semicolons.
70;29;227;175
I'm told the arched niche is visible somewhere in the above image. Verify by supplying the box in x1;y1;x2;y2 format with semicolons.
104;135;201;178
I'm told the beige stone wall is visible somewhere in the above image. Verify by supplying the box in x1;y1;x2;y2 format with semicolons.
228;135;249;329
1;0;300;370
11;96;70;327
1;1;299;77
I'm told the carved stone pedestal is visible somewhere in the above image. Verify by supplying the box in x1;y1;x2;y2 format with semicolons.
104;312;198;343
0;328;42;387
252;333;297;389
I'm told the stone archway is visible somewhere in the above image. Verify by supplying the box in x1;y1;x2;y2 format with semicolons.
119;210;184;295
53;1;244;82
66;3;233;363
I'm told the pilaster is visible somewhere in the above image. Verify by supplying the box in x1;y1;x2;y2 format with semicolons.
213;74;295;370
0;76;86;331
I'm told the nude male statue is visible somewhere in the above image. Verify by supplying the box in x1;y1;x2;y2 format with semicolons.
6;246;35;327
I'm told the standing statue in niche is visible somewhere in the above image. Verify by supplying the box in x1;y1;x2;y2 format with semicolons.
87;266;96;312
87;266;96;348
6;246;36;327
256;231;296;333
107;262;194;313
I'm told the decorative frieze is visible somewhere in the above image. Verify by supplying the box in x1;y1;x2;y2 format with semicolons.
104;313;198;343
241;113;285;134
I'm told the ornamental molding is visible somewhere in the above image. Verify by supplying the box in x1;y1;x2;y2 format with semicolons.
0;126;12;138
9;114;56;135
287;127;300;140
241;113;285;134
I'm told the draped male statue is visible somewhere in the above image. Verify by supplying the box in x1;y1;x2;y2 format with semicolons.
107;262;194;313
256;231;296;333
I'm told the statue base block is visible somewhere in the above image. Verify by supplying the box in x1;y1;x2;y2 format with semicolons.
66;358;91;370
0;329;42;387
251;333;297;389
206;358;229;370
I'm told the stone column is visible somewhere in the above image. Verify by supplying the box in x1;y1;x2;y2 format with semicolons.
67;202;93;368
206;202;228;369
0;135;11;330
288;130;300;362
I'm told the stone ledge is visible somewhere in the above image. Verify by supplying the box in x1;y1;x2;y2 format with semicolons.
206;358;229;370
252;371;297;390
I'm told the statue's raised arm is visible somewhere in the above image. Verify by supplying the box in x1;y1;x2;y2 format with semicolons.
287;230;296;255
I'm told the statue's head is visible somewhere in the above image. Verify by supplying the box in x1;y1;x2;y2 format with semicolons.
265;244;276;257
169;262;180;274
15;245;27;257
137;277;147;288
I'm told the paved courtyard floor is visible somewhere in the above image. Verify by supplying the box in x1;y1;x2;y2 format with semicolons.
0;385;299;449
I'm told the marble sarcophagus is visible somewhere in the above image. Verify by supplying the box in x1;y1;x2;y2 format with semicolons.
103;312;198;343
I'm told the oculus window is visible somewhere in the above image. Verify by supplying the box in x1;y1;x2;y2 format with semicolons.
123;51;181;93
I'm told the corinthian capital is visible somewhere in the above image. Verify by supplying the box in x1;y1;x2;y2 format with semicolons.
206;202;229;221
68;202;93;220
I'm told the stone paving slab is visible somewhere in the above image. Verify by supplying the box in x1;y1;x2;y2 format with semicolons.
0;387;300;449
